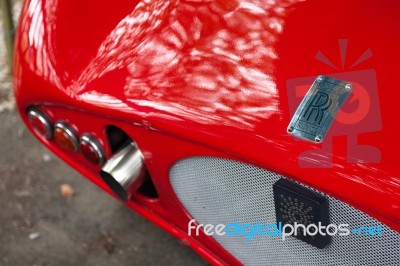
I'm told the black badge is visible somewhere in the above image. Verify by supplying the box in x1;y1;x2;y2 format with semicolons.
273;178;331;248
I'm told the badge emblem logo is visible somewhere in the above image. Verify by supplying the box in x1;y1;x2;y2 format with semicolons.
287;75;352;143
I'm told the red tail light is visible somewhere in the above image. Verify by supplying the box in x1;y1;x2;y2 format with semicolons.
54;121;79;151
27;108;53;139
79;134;105;166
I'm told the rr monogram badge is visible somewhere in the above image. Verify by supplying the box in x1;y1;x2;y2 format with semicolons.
288;76;352;143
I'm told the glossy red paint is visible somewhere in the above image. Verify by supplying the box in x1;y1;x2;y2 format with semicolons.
13;0;400;264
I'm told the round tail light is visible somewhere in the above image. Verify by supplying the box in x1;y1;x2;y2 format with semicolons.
27;108;53;139
79;134;105;166
54;121;79;151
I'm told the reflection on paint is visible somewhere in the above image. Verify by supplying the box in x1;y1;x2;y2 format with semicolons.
72;0;302;128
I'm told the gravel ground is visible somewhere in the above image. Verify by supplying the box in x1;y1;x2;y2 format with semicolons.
0;2;207;266
0;0;20;113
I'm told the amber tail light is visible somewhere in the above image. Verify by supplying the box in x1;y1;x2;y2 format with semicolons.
54;121;79;151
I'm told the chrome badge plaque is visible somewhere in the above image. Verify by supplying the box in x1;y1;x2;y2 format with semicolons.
287;75;353;143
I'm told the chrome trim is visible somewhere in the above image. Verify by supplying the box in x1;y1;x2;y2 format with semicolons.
27;108;53;139
54;121;79;151
100;142;146;202
79;133;106;166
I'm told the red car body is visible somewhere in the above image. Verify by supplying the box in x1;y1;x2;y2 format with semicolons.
13;0;400;265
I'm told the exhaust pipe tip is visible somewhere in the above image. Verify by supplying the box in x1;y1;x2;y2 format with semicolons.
100;171;130;202
100;142;146;202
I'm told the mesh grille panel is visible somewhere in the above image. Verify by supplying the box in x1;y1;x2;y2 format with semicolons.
170;157;400;266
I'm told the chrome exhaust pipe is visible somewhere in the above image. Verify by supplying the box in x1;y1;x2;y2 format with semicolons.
100;142;146;202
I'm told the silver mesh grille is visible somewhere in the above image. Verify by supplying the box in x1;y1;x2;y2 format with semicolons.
170;157;400;266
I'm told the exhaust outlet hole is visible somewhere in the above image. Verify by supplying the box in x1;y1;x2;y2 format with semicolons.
138;174;158;199
104;125;159;200
106;125;131;154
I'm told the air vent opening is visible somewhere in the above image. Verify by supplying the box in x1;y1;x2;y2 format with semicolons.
106;125;131;153
138;174;158;199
